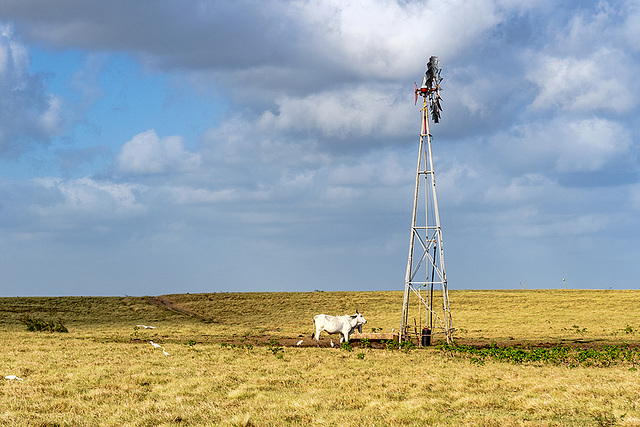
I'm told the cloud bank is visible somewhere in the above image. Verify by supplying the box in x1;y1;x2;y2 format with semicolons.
0;0;638;296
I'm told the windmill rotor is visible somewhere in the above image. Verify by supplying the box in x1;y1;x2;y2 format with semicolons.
426;56;443;123
414;56;443;122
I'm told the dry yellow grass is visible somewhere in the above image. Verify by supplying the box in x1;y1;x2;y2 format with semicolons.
450;289;640;347
1;290;640;426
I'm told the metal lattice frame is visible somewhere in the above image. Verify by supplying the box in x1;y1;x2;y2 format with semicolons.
401;58;452;344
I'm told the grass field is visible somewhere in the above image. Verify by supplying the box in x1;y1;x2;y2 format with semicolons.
1;290;640;426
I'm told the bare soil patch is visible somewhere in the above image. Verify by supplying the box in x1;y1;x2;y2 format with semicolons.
217;334;397;349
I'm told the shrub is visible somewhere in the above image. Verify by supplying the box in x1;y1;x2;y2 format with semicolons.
382;339;398;350
268;338;284;359
220;342;254;351
20;316;68;333
399;340;416;352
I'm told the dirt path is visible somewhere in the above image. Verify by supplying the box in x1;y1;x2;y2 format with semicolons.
147;296;215;323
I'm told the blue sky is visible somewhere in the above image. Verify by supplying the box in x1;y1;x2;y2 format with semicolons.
0;0;639;296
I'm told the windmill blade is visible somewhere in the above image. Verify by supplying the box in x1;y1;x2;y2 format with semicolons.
433;97;442;111
416;56;443;123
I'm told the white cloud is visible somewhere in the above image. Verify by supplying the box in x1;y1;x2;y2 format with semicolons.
0;24;63;156
294;0;509;79
0;0;532;82
492;117;633;173
0;24;28;75
39;96;63;134
32;176;144;219
436;161;483;206
117;129;201;174
259;84;413;139
559;2;619;52
454;73;494;116
553;119;633;172
328;150;408;188
199;115;333;198
526;49;636;114
493;207;612;238
165;186;236;205
623;0;640;51
484;173;551;205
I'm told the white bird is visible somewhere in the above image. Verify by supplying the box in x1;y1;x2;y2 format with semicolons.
5;375;23;381
296;340;303;346
162;347;170;356
330;339;334;348
150;341;161;349
137;325;156;329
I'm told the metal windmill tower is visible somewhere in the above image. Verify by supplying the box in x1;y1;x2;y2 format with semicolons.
400;56;453;345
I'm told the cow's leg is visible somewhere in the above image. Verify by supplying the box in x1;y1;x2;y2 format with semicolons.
312;317;323;346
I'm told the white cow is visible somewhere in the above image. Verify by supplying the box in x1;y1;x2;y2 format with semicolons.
312;311;367;346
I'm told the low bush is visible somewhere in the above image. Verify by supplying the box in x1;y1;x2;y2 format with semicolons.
268;338;284;359
340;342;353;352
19;315;68;333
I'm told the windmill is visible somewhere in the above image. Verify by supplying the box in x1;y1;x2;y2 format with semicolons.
400;56;453;345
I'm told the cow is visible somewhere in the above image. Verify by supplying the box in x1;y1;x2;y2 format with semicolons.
312;311;367;346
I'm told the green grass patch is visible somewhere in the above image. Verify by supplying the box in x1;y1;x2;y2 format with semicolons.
439;342;640;367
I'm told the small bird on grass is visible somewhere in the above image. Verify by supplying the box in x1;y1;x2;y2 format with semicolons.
162;347;170;356
330;340;334;348
296;340;303;346
137;325;156;329
5;375;23;381
150;341;161;349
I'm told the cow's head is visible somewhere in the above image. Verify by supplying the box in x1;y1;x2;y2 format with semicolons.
353;310;366;333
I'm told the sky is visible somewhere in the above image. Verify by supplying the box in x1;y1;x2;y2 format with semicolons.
0;0;639;296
